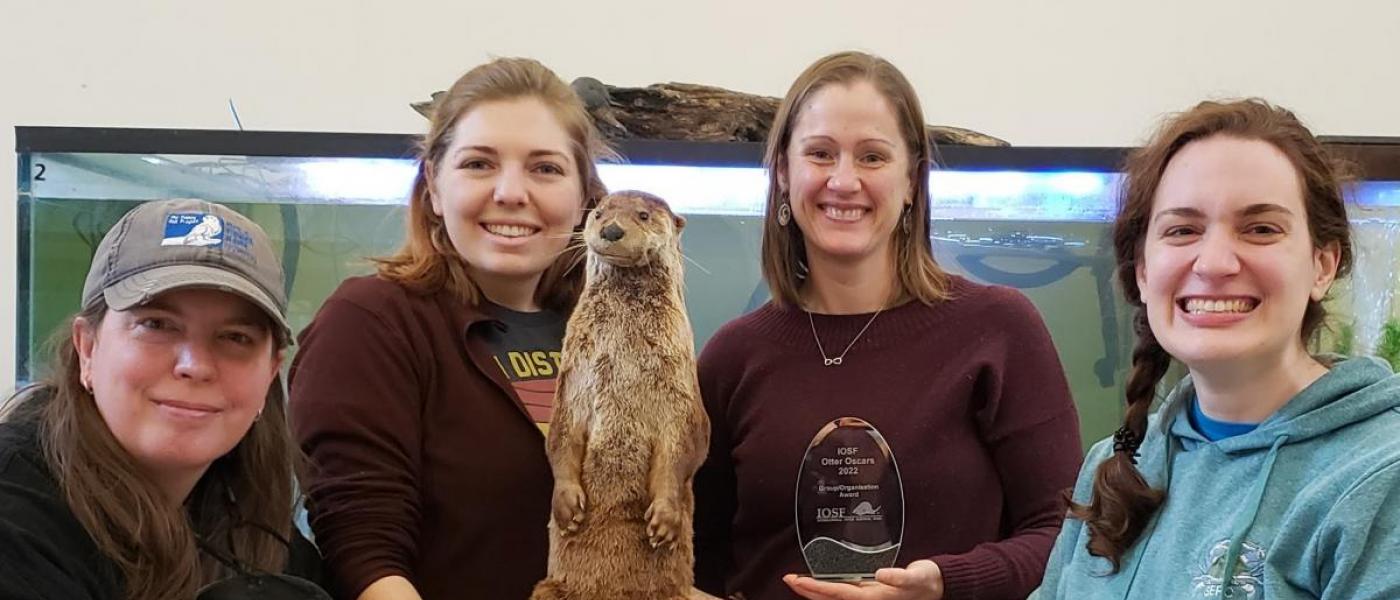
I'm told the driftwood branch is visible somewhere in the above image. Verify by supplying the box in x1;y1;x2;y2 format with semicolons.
412;77;1008;147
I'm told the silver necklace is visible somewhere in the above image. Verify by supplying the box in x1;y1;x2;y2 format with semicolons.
806;307;884;366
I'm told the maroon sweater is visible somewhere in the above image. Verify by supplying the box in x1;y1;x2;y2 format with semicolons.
289;276;553;600
694;276;1082;600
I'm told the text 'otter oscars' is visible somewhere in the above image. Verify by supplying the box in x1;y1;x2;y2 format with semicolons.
795;417;905;581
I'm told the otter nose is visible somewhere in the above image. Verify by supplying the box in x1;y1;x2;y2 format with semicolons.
600;223;625;242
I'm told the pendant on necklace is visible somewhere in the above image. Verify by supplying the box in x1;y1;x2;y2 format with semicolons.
824;357;842;366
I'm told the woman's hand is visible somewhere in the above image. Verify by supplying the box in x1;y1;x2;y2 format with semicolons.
783;560;944;600
356;576;424;600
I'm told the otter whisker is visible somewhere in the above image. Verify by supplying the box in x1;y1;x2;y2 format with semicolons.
551;243;589;260
680;252;711;275
555;245;589;276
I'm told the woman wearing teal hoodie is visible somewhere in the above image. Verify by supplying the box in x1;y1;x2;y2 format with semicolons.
1034;99;1400;600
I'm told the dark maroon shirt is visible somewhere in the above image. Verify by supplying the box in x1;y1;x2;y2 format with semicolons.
290;276;553;600
694;276;1082;600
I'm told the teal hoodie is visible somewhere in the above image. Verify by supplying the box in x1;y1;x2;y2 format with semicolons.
1033;356;1400;600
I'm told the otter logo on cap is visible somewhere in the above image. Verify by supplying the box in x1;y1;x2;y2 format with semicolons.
161;213;223;247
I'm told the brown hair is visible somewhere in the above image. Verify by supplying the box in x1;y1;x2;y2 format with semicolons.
376;57;616;311
3;303;298;600
760;51;948;307
1071;98;1355;570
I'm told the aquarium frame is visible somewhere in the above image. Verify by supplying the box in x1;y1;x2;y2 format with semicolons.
17;126;1136;171
15;149;32;381
12;127;1400;380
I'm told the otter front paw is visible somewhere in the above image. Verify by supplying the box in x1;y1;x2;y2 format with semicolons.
552;482;587;535
645;496;682;550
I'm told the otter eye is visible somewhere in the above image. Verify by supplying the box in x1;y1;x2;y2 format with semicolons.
638;211;650;221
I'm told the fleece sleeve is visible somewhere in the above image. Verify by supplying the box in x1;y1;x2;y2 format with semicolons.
289;293;427;599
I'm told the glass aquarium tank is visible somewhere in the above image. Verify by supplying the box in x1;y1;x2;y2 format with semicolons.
15;128;1400;448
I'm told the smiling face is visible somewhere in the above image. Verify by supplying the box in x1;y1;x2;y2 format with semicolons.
780;80;912;271
1138;135;1340;372
75;288;281;488
429;97;586;304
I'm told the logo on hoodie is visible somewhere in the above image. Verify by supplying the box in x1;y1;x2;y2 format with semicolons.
1192;539;1265;599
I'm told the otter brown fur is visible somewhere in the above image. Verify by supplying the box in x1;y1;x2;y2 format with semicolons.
530;191;710;600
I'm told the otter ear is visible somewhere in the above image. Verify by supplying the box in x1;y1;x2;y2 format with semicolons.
674;214;687;232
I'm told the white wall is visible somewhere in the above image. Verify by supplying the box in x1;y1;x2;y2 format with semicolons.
3;0;1398;393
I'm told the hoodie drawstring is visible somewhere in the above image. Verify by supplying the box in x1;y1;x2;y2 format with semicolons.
1217;435;1289;599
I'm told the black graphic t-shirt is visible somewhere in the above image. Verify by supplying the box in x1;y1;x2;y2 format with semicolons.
478;304;567;434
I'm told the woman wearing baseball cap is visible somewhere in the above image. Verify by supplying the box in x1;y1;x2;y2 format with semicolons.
0;198;330;600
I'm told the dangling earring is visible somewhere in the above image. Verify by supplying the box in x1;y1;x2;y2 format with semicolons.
254;409;263;423
901;205;912;235
777;194;792;227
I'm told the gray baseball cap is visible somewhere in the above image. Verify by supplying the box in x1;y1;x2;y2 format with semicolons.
80;199;291;341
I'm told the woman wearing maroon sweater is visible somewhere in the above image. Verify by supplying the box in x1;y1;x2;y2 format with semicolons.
693;51;1083;600
288;58;613;600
